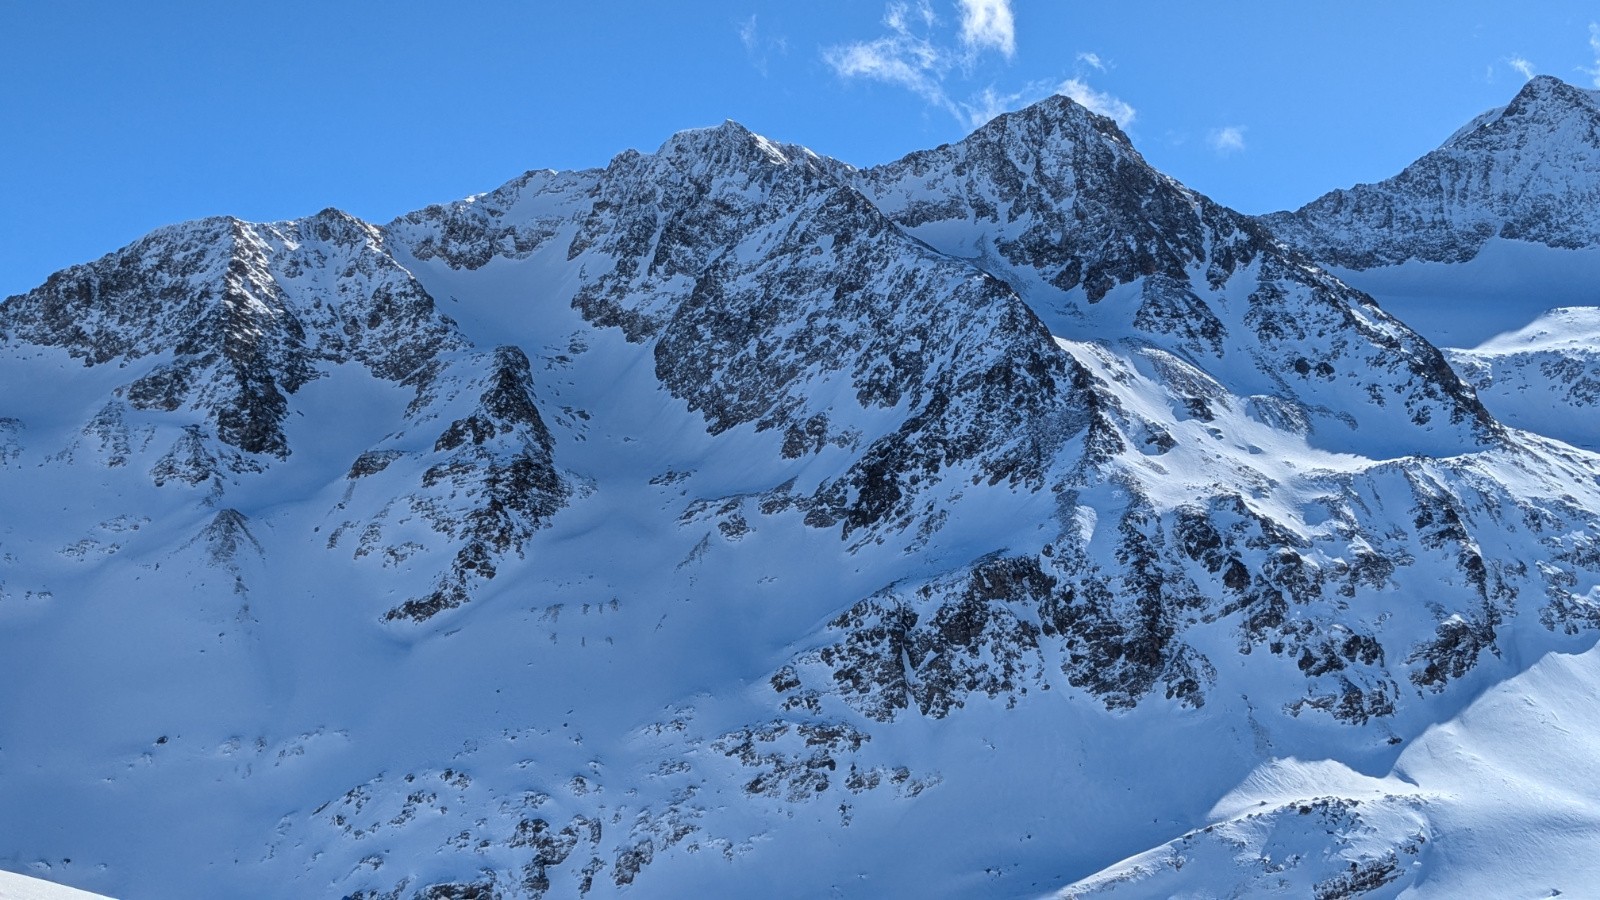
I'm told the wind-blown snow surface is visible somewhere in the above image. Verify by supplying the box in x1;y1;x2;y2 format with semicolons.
5;89;1600;899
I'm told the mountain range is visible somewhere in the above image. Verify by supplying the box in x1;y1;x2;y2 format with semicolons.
5;74;1600;899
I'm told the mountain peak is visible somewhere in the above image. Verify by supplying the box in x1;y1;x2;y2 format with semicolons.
975;90;1136;152
1502;73;1600;124
1269;74;1600;267
652;118;804;169
1442;74;1600;149
1512;73;1594;105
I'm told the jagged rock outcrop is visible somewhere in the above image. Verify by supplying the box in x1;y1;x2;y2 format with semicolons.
854;94;1500;456
337;345;569;622
0;208;466;465
394;122;1104;542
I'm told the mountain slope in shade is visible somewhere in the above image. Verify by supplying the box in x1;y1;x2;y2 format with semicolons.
1265;75;1600;269
5;84;1600;900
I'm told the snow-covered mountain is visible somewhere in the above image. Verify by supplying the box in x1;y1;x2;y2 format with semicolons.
1268;73;1600;450
7;82;1600;899
1265;74;1600;270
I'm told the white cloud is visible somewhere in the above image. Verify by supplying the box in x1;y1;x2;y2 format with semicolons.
1207;126;1247;154
885;0;938;34
1586;23;1600;88
826;36;945;98
737;14;787;77
824;2;1136;134
1057;78;1136;127
957;0;1015;59
824;0;1023;125
964;87;1018;128
1508;56;1536;80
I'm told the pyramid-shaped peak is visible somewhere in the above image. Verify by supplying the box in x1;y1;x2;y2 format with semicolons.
298;206;380;244
1269;74;1600;268
1511;74;1598;106
1498;74;1600;125
1444;74;1600;148
974;90;1135;150
652;118;807;169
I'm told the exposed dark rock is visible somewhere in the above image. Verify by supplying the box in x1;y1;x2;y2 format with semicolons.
382;347;568;622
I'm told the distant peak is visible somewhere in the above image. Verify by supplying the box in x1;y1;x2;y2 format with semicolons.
1507;73;1597;111
1442;74;1600;148
659;119;756;152
309;206;361;224
651;118;805;171
300;206;378;245
975;91;1135;151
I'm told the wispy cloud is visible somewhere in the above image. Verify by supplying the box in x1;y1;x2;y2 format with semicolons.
1585;22;1600;88
822;5;953;116
737;15;787;77
1508;56;1536;80
957;0;1015;58
886;0;938;33
1207;126;1247;154
824;1;1021;126
828;1;1140;132
1057;78;1135;127
964;86;1030;128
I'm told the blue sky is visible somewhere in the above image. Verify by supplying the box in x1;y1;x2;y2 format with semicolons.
5;1;1600;297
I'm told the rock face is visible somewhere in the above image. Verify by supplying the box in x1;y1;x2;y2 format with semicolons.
1265;75;1600;267
348;345;568;622
854;95;1499;454
392;121;1099;544
0;206;567;621
7;82;1600;900
0;209;466;466
771;94;1569;728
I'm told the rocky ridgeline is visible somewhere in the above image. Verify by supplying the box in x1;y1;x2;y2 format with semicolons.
854;94;1498;453
392;120;1105;544
1266;75;1600;267
785;446;1600;725
0;208;570;623
0;209;464;462
753;93;1588;727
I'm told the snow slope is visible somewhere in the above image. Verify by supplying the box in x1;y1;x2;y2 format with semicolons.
0;871;113;900
1446;305;1600;451
4;84;1600;900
